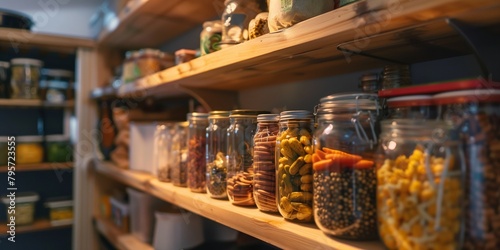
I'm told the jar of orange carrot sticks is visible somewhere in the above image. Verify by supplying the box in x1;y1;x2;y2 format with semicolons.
312;93;380;240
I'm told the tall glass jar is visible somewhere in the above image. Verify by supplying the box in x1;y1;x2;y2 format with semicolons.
312;93;379;238
226;109;269;206
434;89;500;250
276;110;314;222
154;123;173;182
171;121;189;187
200;20;222;56
253;113;280;212
206;111;231;199
187;113;209;193
377;119;464;250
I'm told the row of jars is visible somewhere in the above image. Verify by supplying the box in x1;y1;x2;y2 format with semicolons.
153;86;499;249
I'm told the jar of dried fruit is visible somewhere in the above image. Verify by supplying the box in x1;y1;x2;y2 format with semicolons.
312;93;380;239
276;110;315;222
377;119;464;249
187;112;209;193
206;110;231;199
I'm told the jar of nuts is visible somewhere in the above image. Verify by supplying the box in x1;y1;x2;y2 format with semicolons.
377;119;464;249
313;93;380;239
187;113;209;193
206;111;231;199
434;89;500;250
276;110;315;222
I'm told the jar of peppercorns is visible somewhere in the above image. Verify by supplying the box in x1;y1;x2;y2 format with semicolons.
312;93;380;239
434;88;500;250
276;110;315;222
226;109;269;206
171;121;189;187
206;110;231;199
253;113;280;212
187;112;209;193
377;119;464;250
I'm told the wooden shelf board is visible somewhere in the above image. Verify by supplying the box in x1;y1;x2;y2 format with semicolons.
0;99;74;108
0;219;72;235
94;217;153;250
94;161;385;250
0;28;94;52
0;162;73;173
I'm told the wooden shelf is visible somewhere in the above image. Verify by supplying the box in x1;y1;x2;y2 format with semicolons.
0;99;75;108
94;160;384;250
115;0;500;98
0;162;73;173
0;219;72;235
94;217;153;250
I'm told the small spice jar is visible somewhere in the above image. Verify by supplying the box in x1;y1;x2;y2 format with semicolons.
171;121;189;187
253;113;280;212
200;20;222;56
313;93;380;239
377;119;463;250
10;58;43;99
206;111;231;199
386;95;437;119
434;89;500;250
187;113;209;193
276;110;315;222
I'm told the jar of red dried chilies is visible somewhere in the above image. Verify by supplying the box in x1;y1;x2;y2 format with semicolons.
187;112;209;193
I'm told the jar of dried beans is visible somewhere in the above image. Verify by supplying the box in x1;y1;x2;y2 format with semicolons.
187;112;209;193
276;110;315;222
206;111;231;199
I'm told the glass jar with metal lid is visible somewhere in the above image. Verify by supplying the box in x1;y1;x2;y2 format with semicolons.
253;113;280;212
276;110;315;222
226;109;269;206
171;121;189;187
206;110;231;199
200;20;222;56
434;89;500;250
359;72;380;94
154;123;174;182
10;58;43;99
386;95;437;119
312;93;379;239
377;119;464;250
187;112;209;193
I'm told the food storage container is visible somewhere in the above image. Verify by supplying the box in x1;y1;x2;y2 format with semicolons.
226;109;269;206
152;211;205;250
44;197;73;226
434;89;500;250
17;135;44;164
253;113;280;212
386;95;436;119
154;124;174;182
359;72;380;94
39;69;74;103
2;192;39;225
174;49;197;65
276;110;314;222
221;0;265;47
122;49;173;84
127;188;159;243
200;20;222;56
380;64;411;90
187;112;209;193
268;0;333;32
312;93;379;239
110;196;129;232
171;121;189;187
45;135;72;162
206;111;230;199
0;61;9;98
377;119;463;249
130;122;158;175
10;58;43;99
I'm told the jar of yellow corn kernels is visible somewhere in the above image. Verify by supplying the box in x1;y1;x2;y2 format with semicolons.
313;93;380;240
376;119;464;250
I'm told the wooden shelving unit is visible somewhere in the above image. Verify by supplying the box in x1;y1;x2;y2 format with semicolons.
94;160;384;250
0;219;72;235
94;217;153;250
0;162;73;173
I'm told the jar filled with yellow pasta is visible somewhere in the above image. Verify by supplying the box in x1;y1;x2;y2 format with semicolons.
376;119;464;250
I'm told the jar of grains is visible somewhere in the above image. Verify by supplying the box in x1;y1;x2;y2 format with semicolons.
253;113;280;212
187;113;209;193
276;110;315;222
206;111;231;199
312;93;380;238
434;89;500;250
377;119;464;249
171;121;189;187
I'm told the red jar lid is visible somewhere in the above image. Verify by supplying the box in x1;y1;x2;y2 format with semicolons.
387;95;433;107
433;89;500;105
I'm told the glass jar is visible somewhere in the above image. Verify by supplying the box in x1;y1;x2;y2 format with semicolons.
312;93;379;238
10;58;43;99
187;113;209;193
221;0;266;47
276;110;314;222
17;136;44;164
154;124;174;182
0;61;10;98
434;89;500;250
386;95;436;119
171;121;189;187
206;111;231;199
226;109;269;206
377;119;464;250
359;73;380;94
253;113;280;212
39;69;74;103
381;64;411;90
200;20;222;56
45;135;72;163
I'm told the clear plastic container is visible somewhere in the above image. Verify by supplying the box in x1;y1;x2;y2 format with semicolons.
377;119;463;249
2;192;39;225
39;69;74;103
313;93;379;239
253;113;280;212
276;110;314;222
200;20;222;56
17;136;44;164
187;112;209;193
386;95;436;119
171;121;189;187
206;111;231;199
45;135;72;163
10;58;43;99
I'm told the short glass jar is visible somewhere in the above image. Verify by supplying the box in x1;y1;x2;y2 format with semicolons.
206;111;231;199
171;121;189;187
253;113;280;212
40;69;74;103
221;0;265;47
187;113;209;193
386;95;437;119
276;110;315;222
312;93;379;239
377;119;464;250
200;20;222;56
10;58;43;99
17;136;44;164
45;135;72;163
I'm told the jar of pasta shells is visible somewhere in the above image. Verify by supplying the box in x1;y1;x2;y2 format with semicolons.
377;119;464;250
206;111;231;199
276;110;314;222
187;112;209;193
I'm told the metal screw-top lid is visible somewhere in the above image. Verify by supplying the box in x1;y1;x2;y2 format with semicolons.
257;113;279;122
187;112;209;121
208;110;230;119
229;109;270;118
317;93;379;114
279;110;314;120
